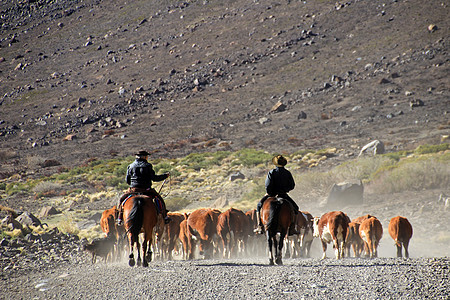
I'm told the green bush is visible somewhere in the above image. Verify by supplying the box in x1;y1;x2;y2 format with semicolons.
414;143;449;155
231;149;272;167
166;196;193;212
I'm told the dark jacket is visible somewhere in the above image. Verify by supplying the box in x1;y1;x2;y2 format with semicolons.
126;158;168;189
265;167;295;196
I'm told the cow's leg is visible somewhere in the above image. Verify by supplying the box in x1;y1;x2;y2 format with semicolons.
221;234;228;259
321;240;327;260
167;237;174;261
334;239;340;259
267;233;274;265
403;240;410;258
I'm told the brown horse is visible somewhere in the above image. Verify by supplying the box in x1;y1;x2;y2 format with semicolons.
260;196;294;265
122;195;158;267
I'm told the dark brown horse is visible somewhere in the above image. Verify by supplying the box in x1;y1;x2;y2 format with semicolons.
260;196;294;265
122;195;158;267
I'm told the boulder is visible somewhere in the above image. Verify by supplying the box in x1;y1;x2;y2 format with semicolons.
327;180;364;208
15;211;41;226
230;171;245;181
39;206;61;218
358;140;385;156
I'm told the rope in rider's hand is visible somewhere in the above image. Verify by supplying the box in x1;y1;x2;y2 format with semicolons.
159;172;171;198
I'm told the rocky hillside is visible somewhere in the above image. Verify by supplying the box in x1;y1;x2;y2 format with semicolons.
0;0;448;179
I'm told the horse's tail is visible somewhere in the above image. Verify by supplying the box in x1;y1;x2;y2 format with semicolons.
267;199;281;233
127;197;144;241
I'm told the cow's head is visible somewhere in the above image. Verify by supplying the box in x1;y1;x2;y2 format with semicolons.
313;217;320;238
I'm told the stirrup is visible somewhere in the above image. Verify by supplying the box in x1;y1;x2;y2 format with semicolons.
164;216;172;224
116;218;123;226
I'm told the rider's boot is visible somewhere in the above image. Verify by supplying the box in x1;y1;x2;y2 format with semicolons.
116;206;123;226
254;210;264;234
160;198;171;224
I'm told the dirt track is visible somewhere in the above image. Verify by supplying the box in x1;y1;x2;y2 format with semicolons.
3;257;448;299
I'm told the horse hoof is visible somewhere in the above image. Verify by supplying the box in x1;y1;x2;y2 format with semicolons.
143;260;149;267
269;259;274;265
276;259;283;265
129;259;135;267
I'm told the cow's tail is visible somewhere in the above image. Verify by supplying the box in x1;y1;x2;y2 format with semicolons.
127;197;144;242
267;200;281;233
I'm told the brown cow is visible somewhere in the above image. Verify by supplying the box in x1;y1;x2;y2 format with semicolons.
352;214;375;224
299;211;315;258
313;211;349;259
345;222;364;257
187;208;221;259
285;211;307;258
179;214;192;260
245;209;265;256
161;212;186;260
388;216;413;258
217;208;251;258
100;206;126;261
359;217;383;258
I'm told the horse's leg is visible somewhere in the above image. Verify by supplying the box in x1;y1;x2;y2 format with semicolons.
267;233;274;265
142;238;149;267
276;232;286;265
128;234;136;267
136;239;142;266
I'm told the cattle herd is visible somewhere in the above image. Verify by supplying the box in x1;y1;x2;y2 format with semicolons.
86;203;413;265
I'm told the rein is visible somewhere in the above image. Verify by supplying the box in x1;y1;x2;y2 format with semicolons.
159;176;171;198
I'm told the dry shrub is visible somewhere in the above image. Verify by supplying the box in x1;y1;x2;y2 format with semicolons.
367;157;449;194
27;156;45;168
57;217;79;235
287;137;303;146
0;149;16;162
32;181;63;194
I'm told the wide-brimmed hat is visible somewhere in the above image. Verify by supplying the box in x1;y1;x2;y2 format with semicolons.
272;155;287;167
135;150;150;157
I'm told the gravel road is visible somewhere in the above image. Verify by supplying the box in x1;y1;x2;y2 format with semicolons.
3;256;448;299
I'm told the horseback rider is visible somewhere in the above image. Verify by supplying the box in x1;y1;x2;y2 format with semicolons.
116;150;171;225
255;155;299;235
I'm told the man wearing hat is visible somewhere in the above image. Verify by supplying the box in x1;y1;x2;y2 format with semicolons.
116;150;171;225
255;155;299;235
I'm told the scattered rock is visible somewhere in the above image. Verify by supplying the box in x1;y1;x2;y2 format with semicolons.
270;101;286;113
230;171;245;181
410;99;425;108
297;111;307;119
63;134;77;141
428;24;437;32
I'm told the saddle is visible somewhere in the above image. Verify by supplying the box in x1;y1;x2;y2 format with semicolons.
121;188;164;215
